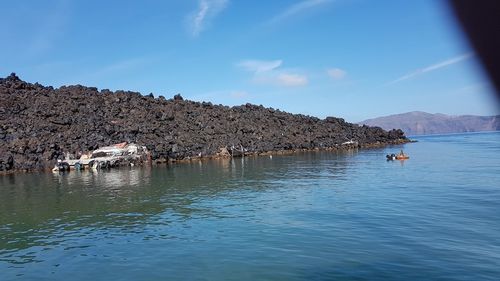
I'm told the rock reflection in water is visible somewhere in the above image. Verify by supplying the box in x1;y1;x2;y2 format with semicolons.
0;151;353;267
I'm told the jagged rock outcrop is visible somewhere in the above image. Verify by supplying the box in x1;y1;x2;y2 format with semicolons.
0;73;408;172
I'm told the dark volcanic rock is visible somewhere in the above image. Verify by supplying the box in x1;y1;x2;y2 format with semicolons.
0;74;408;172
173;94;184;101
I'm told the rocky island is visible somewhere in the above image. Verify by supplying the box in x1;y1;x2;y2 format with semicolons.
0;73;408;172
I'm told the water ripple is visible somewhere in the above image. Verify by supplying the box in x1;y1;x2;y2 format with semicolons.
1;132;500;280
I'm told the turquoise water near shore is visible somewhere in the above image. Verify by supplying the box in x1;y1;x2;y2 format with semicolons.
1;132;499;280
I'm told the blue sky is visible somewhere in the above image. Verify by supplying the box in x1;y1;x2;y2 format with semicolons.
1;0;498;122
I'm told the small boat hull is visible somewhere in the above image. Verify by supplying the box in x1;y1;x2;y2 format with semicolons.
387;153;409;160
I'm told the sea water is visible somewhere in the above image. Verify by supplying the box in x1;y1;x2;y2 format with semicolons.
1;132;499;280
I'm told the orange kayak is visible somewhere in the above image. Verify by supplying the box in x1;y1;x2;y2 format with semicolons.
387;153;410;160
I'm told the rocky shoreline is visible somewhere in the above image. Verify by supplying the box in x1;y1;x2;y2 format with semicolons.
0;73;409;173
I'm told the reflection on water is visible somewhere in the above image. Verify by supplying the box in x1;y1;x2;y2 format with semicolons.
56;167;148;188
0;152;353;265
1;134;500;281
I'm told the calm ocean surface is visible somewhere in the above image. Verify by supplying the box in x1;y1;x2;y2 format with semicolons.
1;132;499;280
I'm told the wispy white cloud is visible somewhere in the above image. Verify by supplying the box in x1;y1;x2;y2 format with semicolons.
237;59;282;73
327;68;346;80
276;73;308;86
253;72;309;87
387;53;474;85
187;0;229;37
268;0;333;25
238;58;308;87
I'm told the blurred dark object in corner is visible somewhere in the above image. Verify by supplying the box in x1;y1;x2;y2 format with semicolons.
450;0;500;102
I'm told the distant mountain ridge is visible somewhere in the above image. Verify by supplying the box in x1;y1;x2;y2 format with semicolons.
359;111;500;136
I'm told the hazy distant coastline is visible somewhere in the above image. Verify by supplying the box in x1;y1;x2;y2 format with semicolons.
359;111;500;136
